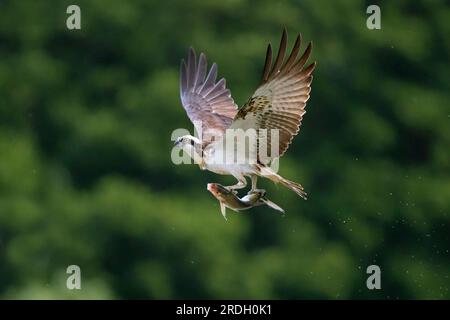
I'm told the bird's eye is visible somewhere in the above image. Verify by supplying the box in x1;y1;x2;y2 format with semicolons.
190;139;195;146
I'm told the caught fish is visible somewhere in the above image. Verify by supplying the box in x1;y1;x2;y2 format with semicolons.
207;183;284;220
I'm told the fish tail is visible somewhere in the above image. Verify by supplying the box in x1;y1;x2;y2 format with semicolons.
262;198;285;213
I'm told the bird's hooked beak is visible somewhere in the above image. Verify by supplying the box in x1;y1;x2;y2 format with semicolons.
174;138;181;147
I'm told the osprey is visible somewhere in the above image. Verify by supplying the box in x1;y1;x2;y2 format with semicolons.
175;29;315;199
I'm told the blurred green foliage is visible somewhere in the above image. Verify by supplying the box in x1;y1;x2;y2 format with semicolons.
0;0;449;299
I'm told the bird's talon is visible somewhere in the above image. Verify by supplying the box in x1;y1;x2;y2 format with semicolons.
249;189;266;196
224;186;238;195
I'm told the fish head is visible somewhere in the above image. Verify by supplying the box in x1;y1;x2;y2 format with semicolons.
207;183;231;202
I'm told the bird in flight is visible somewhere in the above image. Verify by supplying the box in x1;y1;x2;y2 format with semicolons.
174;29;316;199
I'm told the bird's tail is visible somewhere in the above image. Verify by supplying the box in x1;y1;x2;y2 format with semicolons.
257;165;307;200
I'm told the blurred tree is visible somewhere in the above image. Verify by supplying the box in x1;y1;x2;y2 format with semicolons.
0;0;448;299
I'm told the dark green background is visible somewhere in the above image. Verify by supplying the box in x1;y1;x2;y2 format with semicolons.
0;0;448;299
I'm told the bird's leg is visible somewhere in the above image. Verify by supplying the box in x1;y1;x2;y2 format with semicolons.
249;175;265;195
250;175;258;192
224;176;247;194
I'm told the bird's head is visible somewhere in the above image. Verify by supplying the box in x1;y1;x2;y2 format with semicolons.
173;135;205;167
173;135;201;148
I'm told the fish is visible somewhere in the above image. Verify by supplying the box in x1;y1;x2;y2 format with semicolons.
207;183;284;220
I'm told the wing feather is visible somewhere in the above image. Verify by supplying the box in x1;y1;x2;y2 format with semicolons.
193;53;207;89
280;34;301;73
268;29;287;79
180;48;237;144
230;30;316;163
261;45;273;84
199;63;217;94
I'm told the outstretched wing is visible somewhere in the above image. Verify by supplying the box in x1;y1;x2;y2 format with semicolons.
230;29;316;163
180;48;237;145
